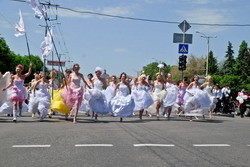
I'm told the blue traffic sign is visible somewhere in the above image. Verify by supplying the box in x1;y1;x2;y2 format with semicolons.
178;44;188;54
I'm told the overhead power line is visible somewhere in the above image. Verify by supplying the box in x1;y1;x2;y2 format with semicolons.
12;0;250;27
58;6;250;27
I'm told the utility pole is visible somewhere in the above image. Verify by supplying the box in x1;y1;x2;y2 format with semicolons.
196;31;217;76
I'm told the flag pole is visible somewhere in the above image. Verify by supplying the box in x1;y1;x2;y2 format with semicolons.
24;32;31;61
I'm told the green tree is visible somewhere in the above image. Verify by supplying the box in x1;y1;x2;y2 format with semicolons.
143;62;170;80
169;65;181;81
207;50;218;75
169;54;206;82
235;40;250;83
0;38;44;82
22;55;44;82
185;54;206;77
0;37;14;73
212;75;240;99
221;41;235;75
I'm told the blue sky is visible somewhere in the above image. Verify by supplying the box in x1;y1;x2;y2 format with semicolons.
0;0;249;76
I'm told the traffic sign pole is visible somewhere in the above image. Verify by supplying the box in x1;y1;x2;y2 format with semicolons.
174;20;192;80
182;22;185;44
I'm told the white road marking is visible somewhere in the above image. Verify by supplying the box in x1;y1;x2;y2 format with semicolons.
247;145;250;146
12;145;51;148
75;144;113;147
193;144;230;147
133;144;175;147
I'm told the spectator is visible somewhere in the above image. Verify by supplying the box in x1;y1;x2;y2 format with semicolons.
221;84;231;114
212;84;222;113
236;89;249;118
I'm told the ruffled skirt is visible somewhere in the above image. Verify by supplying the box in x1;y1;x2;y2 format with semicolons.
104;86;115;104
132;90;154;111
61;86;83;115
29;89;51;119
10;86;27;102
50;89;70;114
86;89;109;114
152;90;167;104
0;101;28;114
184;89;211;116
79;100;91;113
163;86;179;108
110;94;135;117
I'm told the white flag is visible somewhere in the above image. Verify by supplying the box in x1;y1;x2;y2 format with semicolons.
14;10;25;37
27;0;45;19
41;28;53;59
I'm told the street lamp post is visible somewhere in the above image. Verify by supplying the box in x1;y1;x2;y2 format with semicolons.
196;31;217;76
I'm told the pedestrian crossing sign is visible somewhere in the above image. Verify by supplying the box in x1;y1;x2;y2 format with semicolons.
178;44;188;54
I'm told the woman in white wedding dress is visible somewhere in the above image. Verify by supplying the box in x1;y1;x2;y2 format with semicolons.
105;75;118;110
201;75;217;118
148;73;166;120
110;73;135;122
29;72;51;121
87;67;109;120
132;74;154;120
184;75;211;121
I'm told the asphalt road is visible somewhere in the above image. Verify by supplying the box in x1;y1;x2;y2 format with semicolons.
0;113;249;167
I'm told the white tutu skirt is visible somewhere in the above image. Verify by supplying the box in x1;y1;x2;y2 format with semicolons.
184;89;211;116
0;101;28;114
110;94;135;117
163;86;179;108
86;89;109;114
28;90;50;119
132;90;154;111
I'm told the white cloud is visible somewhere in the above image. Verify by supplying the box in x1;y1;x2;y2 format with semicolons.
113;48;127;53
176;8;231;33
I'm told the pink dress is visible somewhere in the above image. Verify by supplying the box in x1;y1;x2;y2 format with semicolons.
61;74;83;115
10;79;27;102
